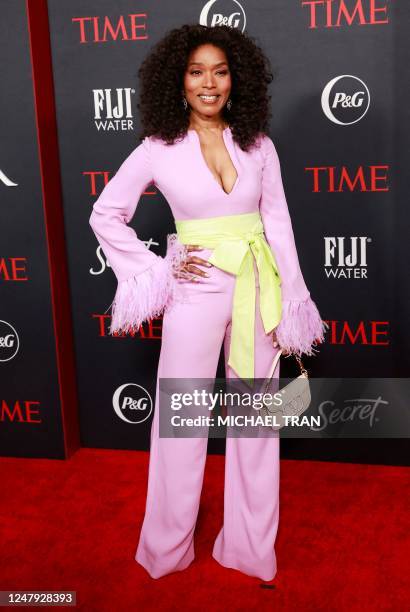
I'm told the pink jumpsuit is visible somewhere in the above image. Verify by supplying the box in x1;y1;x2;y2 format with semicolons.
89;127;326;581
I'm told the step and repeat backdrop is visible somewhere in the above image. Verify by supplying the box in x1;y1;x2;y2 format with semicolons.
2;1;408;460
0;0;79;458
47;0;407;454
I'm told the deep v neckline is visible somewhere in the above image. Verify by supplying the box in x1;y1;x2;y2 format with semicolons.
189;127;240;197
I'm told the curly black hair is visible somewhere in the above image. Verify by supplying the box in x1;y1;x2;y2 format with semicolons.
136;24;274;151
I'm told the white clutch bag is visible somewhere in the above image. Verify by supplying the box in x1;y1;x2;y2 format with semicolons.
259;348;311;430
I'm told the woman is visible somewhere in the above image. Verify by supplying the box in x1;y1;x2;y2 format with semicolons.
89;24;326;581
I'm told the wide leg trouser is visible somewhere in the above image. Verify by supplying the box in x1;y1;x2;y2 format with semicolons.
135;249;280;581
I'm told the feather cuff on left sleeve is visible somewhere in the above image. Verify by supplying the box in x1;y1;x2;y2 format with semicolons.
275;296;328;356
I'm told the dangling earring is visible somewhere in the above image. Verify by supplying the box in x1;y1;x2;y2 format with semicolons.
182;96;188;111
226;98;232;111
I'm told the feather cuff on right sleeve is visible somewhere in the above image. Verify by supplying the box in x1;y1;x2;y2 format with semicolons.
108;234;187;335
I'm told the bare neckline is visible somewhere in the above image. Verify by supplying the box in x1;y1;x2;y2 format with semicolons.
188;127;239;197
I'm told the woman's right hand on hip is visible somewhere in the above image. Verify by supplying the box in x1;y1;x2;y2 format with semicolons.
173;244;213;282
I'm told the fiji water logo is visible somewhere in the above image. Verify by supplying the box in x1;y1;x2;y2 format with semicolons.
92;87;135;131
324;237;371;279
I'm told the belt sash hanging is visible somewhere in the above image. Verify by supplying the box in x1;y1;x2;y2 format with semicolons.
175;212;282;381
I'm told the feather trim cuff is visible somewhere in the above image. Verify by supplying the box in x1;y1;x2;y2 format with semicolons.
275;296;328;356
108;234;188;335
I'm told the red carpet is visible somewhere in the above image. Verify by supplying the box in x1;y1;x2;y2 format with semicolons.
0;449;408;611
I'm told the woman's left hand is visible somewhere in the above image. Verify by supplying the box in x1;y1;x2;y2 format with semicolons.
272;330;291;356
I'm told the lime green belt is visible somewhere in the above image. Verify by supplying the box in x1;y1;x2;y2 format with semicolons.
175;211;282;380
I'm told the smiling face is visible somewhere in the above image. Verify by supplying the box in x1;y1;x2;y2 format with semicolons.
183;44;232;122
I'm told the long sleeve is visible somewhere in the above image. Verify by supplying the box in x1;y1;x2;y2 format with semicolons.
259;135;327;355
89;136;187;334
